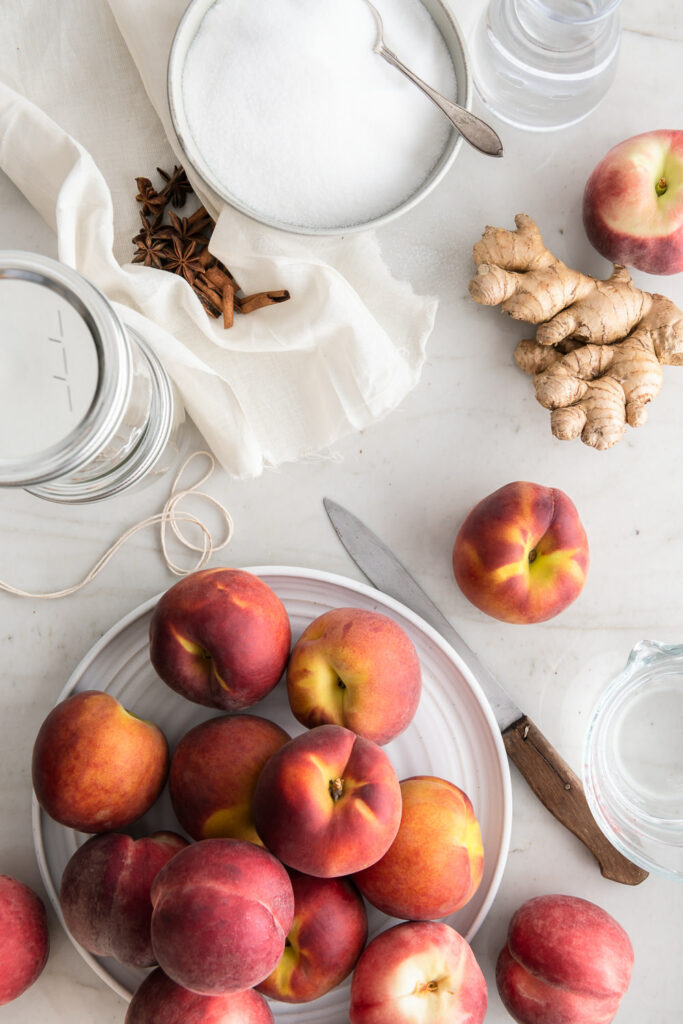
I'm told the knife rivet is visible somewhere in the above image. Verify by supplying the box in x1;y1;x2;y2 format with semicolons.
522;725;530;739
564;783;571;791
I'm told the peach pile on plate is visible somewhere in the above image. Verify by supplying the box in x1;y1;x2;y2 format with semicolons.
31;568;489;1024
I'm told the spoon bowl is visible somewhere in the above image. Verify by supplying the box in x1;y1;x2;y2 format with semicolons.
363;0;503;157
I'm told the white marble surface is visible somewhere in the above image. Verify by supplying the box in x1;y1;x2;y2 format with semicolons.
1;1;682;1022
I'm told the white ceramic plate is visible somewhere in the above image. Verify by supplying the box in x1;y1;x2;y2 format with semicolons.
33;566;511;1016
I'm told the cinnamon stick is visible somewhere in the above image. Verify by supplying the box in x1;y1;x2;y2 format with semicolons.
222;279;235;330
236;290;291;314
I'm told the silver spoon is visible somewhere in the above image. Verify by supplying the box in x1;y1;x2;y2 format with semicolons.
363;0;504;157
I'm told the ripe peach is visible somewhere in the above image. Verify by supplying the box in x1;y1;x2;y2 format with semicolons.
169;714;290;843
59;832;188;968
0;875;49;1006
149;568;291;710
286;607;421;744
349;920;487;1024
496;894;634;1024
583;129;683;275
354;775;483;920
452;481;589;624
252;724;402;877
125;969;275;1024
32;690;169;832
257;869;367;1002
150;838;294;994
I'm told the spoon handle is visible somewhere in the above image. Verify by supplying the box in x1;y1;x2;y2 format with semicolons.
377;44;504;157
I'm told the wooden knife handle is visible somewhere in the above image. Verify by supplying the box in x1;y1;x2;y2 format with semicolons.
503;715;648;886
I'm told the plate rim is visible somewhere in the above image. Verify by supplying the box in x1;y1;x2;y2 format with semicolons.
33;564;512;1004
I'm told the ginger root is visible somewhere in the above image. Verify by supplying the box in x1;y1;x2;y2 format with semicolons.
469;214;683;449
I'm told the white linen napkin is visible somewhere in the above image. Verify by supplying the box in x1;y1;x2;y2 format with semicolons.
0;0;436;479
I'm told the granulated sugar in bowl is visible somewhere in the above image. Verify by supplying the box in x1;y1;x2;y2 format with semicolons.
169;0;470;234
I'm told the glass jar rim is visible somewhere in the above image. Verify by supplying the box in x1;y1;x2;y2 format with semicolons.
523;0;622;26
0;251;132;487
28;328;177;504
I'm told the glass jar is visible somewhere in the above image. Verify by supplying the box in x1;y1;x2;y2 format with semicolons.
583;640;683;881
0;251;184;503
470;0;622;131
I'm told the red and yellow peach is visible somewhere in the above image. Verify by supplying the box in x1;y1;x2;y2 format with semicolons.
354;775;483;920
150;838;294;994
583;129;683;275
59;831;188;968
257;869;367;1002
452;481;589;624
350;921;487;1024
252;724;402;877
169;714;290;843
149;568;291;710
32;690;168;832
125;969;275;1024
496;894;634;1024
286;607;421;745
0;875;49;1006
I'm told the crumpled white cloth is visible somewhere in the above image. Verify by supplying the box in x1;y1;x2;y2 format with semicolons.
0;0;436;478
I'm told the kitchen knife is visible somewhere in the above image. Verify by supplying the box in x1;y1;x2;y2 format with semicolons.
323;498;648;886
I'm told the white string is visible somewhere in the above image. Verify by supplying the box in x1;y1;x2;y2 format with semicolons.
0;451;234;600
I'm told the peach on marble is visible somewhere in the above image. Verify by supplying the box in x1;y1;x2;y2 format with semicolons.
0;875;49;1006
496;894;634;1024
583;129;683;275
453;481;588;624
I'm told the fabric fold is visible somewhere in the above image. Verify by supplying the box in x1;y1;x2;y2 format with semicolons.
0;0;437;478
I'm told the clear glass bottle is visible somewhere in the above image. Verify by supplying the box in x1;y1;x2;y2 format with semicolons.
471;0;622;131
0;251;184;503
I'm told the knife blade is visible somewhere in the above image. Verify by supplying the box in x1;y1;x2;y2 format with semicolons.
323;497;648;886
324;498;521;732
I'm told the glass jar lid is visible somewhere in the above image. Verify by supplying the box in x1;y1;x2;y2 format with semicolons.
0;251;131;487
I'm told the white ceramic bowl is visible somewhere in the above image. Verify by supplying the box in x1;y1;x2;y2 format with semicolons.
167;0;471;235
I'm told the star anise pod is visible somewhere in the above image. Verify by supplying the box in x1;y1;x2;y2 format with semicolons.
164;236;205;286
132;233;170;270
135;177;167;217
131;165;291;325
157;165;193;208
131;209;164;247
157;207;214;247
